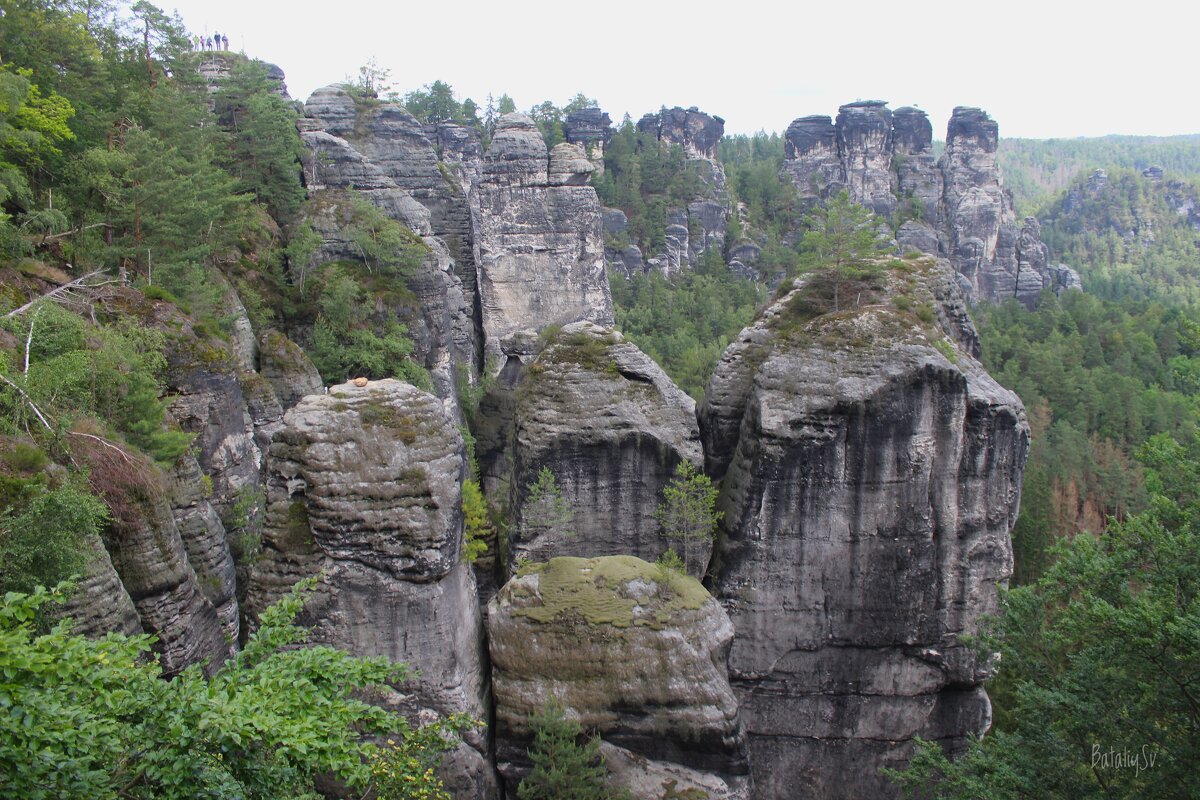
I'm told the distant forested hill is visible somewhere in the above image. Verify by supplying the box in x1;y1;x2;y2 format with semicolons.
998;134;1200;215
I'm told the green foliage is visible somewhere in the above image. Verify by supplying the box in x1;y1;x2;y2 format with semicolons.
521;466;574;542
592;119;707;254
344;195;428;277
0;578;465;799
213;59;306;223
977;291;1200;581
610;252;764;399
307;265;430;388
653;461;722;575
0;303;191;463
998;134;1200;215
461;479;491;565
887;435;1200;799
518;701;630;800
402;80;482;130
797;190;888;311
1038;168;1200;306
0;475;107;595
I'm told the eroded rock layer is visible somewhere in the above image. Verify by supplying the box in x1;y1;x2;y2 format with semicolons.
700;258;1028;799
245;379;494;797
474;114;614;366
477;322;703;577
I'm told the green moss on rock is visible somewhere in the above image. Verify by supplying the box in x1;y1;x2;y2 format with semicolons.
512;555;709;629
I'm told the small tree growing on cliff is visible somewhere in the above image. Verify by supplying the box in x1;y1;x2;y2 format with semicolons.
521;466;574;544
654;461;722;576
518;701;629;800
798;190;888;311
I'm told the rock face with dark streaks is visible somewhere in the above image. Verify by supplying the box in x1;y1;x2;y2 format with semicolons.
476;322;703;576
473;114;614;366
563;107;612;175
488;555;750;799
244;379;494;797
299;87;478;403
699;257;1028;799
782;103;1060;306
836;101;897;216
635;106;730;275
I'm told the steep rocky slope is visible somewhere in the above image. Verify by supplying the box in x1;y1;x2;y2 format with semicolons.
34;58;1036;800
700;256;1028;798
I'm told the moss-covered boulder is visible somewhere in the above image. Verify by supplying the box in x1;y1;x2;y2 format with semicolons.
488;555;749;799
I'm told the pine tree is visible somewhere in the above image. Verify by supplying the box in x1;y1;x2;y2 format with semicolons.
653;461;722;575
517;702;625;800
797;190;887;311
520;466;574;543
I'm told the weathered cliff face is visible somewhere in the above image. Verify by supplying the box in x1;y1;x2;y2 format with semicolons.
563;107;612;175
473;114;614;367
638;106;725;162
836;101;897;217
636;106;731;276
783;103;1058;306
475;322;704;577
488;555;750;799
699;257;1028;799
300;86;479;401
244;379;494;797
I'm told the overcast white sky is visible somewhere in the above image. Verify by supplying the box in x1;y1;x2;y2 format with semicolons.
167;0;1198;140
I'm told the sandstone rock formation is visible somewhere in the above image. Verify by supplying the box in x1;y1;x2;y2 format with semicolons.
563;107;612;175
700;257;1028;799
300;86;479;402
473;114;614;367
782;103;1061;306
476;322;703;576
488;555;750;799
244;379;493;796
636;106;731;276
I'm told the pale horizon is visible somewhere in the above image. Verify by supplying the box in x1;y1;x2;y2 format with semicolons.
167;0;1200;141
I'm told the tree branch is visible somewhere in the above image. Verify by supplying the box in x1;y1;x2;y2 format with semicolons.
3;270;105;319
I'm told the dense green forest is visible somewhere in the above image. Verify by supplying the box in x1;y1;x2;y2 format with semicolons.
998;133;1200;215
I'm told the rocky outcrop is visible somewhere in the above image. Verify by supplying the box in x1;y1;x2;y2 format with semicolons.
244;379;493;796
783;103;1060;306
83;447;230;677
166;335;261;527
638;107;725;161
782;115;845;203
1045;263;1083;293
473;114;614;366
477;322;704;576
299;87;479;403
633;106;730;276
940;107;1034;305
892;106;941;225
602;207;646;278
170;457;239;644
488;555;750;799
836;101;897;217
60;532;142;639
563;107;612;175
257;329;324;411
699;257;1028;799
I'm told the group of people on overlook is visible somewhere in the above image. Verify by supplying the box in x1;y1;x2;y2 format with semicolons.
194;32;230;51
